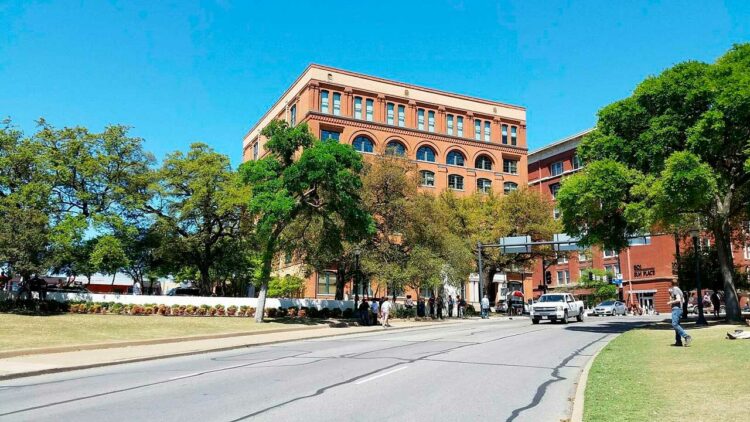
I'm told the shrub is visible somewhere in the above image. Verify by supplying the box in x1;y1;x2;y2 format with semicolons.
276;307;288;317
320;308;331;319
245;307;255;317
267;308;278;318
307;307;320;318
144;306;154;315
287;307;297;317
227;305;237;316
465;304;477;316
239;305;248;314
298;309;307;318
342;308;353;318
331;308;343;318
207;306;216;316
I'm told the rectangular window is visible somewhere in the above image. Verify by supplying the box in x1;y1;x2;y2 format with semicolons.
332;93;341;116
446;114;454;135
290;104;297;126
511;126;517;145
398;105;405;127
553;207;561;219
387;103;395;125
603;249;618;258
572;154;582;170
502;124;508;144
474;120;481;140
457;116;464;137
320;90;329;113
557;270;570;285
578;250;589;262
421;171;435;187
550;161;564;177
557;255;568;264
484;121;491;142
317;272;335;295
745;244;750;260
550;183;561;199
428;111;435;132
605;264;621;276
354;97;362;119
320;130;340;141
503;159;518;174
253;142;259;160
417;109;425;130
366;99;374;121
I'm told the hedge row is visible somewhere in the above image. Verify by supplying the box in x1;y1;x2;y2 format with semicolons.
64;302;355;319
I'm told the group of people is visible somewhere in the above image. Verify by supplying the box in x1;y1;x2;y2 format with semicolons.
356;294;470;327
0;272;49;300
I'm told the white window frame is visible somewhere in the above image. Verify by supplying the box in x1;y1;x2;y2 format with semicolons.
446;114;454;135
428;111;435;132
386;102;394;125
550;161;564;177
603;249;618;258
420;170;435;187
332;92;341;116
354;97;362;119
457;116;464;137
320;90;329;113
366;99;374;121
484;121;491;142
397;105;405;127
474;120;481;140
417;109;425;130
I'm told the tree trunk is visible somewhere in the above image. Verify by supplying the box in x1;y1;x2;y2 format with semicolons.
712;223;741;322
674;233;688;319
199;266;211;296
255;240;276;323
483;266;496;304
334;264;346;300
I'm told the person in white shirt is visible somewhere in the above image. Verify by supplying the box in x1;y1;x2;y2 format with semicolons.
481;295;490;319
380;297;392;327
132;281;142;295
668;279;692;346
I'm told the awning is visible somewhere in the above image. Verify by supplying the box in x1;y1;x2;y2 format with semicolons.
511;290;524;297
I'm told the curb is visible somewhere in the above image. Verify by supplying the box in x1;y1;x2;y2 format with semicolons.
570;341;606;422
0;319;467;381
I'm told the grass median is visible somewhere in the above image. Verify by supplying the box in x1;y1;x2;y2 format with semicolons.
0;313;292;352
583;321;750;422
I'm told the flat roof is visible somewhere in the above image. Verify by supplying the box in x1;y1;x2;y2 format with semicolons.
528;128;593;165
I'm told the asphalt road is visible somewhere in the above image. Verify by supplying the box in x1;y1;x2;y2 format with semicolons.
0;315;660;422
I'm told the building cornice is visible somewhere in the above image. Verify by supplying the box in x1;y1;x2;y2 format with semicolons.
528;128;594;165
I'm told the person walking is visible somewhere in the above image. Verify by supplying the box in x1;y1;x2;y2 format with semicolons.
381;297;392;328
437;295;444;320
669;279;692;346
481;295;490;319
710;290;721;318
447;295;455;318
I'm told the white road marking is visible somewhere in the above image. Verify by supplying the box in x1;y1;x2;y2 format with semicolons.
355;366;408;385
169;372;204;381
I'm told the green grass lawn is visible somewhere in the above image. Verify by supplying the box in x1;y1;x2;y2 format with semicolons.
584;321;750;422
0;313;290;352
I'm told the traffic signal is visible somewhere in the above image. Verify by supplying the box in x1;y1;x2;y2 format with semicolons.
588;271;594;281
545;271;552;285
607;273;613;283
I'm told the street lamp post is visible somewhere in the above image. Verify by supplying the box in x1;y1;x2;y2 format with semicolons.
690;229;708;325
354;247;361;312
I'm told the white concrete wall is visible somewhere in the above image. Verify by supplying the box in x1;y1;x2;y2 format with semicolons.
46;292;353;310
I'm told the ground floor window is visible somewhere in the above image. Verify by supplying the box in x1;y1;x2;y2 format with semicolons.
317;271;336;295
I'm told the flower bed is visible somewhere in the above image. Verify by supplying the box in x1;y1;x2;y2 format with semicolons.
60;301;347;319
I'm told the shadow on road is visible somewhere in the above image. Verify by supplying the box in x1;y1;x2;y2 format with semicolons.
563;319;663;334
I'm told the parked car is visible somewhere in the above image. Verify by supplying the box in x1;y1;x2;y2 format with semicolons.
166;287;201;296
592;300;626;316
530;293;585;324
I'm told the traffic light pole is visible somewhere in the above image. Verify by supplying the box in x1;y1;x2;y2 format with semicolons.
477;241;483;303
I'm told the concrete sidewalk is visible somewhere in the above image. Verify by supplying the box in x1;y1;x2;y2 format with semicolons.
0;317;494;380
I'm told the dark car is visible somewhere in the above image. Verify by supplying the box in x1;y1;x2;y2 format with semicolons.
166;287;201;296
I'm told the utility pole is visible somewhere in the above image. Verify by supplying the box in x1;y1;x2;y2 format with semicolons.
477;241;483;305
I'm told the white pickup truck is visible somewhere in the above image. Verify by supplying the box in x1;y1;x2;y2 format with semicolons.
530;293;585;324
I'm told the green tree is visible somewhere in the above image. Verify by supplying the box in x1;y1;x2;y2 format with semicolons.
578;268;618;307
147;143;249;295
559;44;750;321
239;120;373;322
267;274;306;298
89;235;129;284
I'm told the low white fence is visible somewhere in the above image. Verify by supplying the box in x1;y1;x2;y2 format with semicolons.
44;292;353;310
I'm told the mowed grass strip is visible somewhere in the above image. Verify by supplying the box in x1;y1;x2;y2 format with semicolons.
584;322;750;422
0;313;287;351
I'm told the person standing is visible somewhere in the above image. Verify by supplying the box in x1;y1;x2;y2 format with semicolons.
428;296;435;319
481;295;490;319
359;299;371;326
447;295;455;318
437;296;444;320
669;279;692;346
458;296;466;318
370;298;380;325
417;298;425;318
381;297;392;328
710;290;721;318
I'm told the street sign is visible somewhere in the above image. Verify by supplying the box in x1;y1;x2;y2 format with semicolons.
499;235;532;254
553;233;581;251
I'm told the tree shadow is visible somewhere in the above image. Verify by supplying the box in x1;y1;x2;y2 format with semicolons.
267;317;359;327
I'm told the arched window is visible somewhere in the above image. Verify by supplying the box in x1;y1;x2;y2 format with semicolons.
448;174;464;190
503;182;518;194
385;140;406;156
446;150;465;166
420;170;435;187
352;136;374;153
475;155;493;170
477;178;492;193
416;145;436;162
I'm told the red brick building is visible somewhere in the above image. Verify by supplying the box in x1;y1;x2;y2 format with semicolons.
244;64;528;301
528;130;750;313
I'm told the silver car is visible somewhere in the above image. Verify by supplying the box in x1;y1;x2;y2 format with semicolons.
593;300;626;316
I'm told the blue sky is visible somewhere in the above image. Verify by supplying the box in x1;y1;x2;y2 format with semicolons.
1;1;749;166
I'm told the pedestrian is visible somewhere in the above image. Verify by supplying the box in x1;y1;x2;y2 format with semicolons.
132;280;142;295
668;279;692;347
370;298;380;325
0;271;9;292
458;296;466;318
437;295;444;320
381;297;392;327
428;296;435;318
481;294;490;319
447;295;455;318
417;298;425;318
359;299;371;326
710;290;721;318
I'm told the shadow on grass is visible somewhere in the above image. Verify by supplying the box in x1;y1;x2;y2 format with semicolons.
267;317;360;327
563;317;737;335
